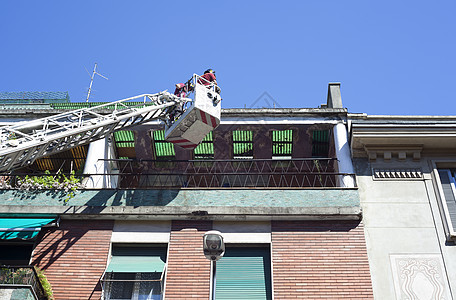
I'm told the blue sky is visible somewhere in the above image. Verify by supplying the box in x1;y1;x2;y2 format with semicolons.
1;1;455;115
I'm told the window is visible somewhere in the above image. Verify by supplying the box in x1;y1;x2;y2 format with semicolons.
272;130;293;159
0;243;34;265
312;130;330;157
194;132;214;159
152;130;175;160
34;145;88;172
215;247;272;300
233;130;253;159
436;169;456;241
103;245;167;300
114;130;136;159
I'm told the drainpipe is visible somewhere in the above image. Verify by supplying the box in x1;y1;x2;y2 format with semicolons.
327;83;355;188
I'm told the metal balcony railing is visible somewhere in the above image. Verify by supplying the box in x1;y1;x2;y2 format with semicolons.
105;158;355;188
0;266;47;300
0;158;356;189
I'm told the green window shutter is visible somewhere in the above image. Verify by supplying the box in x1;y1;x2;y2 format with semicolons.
194;132;214;158
312;130;330;157
153;130;175;159
113;130;135;148
233;130;253;157
272;130;293;157
215;247;272;300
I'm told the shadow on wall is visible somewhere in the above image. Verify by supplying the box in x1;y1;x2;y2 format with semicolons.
272;220;361;232
83;189;181;207
0;188;181;207
4;190;74;204
32;228;85;270
31;220;113;299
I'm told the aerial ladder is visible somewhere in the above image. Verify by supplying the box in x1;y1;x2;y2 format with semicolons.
0;74;221;173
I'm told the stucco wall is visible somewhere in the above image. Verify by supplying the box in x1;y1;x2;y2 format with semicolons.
354;157;455;299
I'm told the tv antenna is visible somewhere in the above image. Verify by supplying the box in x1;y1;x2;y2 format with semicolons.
85;63;108;103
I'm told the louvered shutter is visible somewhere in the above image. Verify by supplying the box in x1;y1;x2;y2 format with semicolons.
215;247;272;300
438;169;456;235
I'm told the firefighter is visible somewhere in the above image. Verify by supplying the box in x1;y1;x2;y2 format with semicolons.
198;69;220;95
174;83;187;98
198;69;217;86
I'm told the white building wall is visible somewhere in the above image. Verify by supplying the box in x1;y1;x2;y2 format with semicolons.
82;137;119;188
355;157;455;299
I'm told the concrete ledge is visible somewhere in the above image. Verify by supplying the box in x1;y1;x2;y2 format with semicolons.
0;205;362;221
0;188;360;208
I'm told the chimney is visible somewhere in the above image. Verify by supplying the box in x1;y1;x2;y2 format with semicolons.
326;82;343;108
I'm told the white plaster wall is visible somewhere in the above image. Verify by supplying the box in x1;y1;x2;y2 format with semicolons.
356;158;455;299
213;221;271;244
111;220;171;243
82;137;119;188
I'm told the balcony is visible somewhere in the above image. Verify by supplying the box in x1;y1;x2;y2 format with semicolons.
1;158;354;189
0;266;47;300
0;158;359;218
105;158;353;189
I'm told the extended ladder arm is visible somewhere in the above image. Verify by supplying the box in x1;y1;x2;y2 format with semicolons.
0;91;191;172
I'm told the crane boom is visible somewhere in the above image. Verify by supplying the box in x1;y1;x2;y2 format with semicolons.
0;91;189;172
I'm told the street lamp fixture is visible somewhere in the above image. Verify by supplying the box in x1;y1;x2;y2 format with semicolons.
203;230;225;300
203;230;225;261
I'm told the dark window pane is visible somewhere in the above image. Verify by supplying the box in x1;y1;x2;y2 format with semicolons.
0;244;33;265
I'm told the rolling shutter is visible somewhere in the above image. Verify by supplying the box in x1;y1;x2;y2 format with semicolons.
438;169;456;234
215;247;272;300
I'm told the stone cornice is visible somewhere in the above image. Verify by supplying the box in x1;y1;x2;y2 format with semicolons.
350;121;456;159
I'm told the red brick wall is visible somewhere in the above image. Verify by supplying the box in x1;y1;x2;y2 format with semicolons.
165;220;212;299
32;219;114;300
272;221;373;299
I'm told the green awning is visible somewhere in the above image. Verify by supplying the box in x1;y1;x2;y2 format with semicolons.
0;218;55;240
106;256;165;273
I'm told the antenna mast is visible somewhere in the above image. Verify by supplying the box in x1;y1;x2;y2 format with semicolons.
86;63;108;103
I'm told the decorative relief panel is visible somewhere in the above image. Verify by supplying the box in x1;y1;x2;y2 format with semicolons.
390;254;451;300
373;168;423;180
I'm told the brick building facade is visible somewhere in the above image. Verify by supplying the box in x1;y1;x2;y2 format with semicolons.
0;83;374;299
